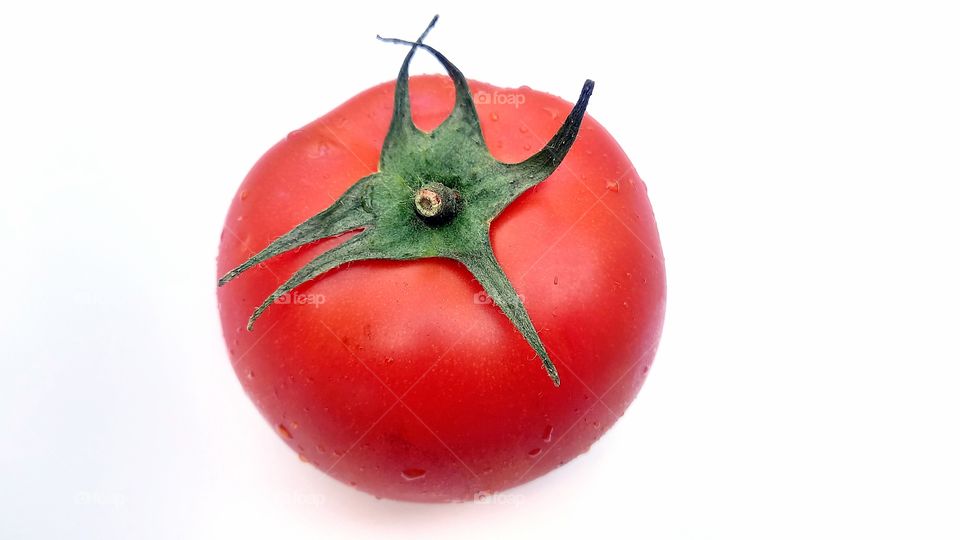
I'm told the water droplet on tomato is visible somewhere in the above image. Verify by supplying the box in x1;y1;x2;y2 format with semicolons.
286;129;305;141
333;449;344;457
519;125;529;133
489;112;499;121
542;425;554;442
277;424;292;439
240;190;249;201
246;370;255;379
605;180;620;192
307;141;332;158
528;448;542;457
401;468;426;480
298;453;309;463
522;143;531;151
553;275;559;285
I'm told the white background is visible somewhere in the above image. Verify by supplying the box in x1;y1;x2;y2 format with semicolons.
2;1;959;538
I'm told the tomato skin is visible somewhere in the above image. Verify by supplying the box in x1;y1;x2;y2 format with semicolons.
217;75;665;502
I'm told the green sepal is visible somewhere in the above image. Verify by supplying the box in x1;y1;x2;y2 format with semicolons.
219;16;595;387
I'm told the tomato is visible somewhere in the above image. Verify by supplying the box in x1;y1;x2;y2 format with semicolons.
217;27;665;502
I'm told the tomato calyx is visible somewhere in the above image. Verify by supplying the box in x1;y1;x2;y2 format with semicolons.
218;16;594;386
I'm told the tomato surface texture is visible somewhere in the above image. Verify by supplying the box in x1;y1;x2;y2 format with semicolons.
217;72;665;502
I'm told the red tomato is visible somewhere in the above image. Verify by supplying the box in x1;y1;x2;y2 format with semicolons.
217;74;665;502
